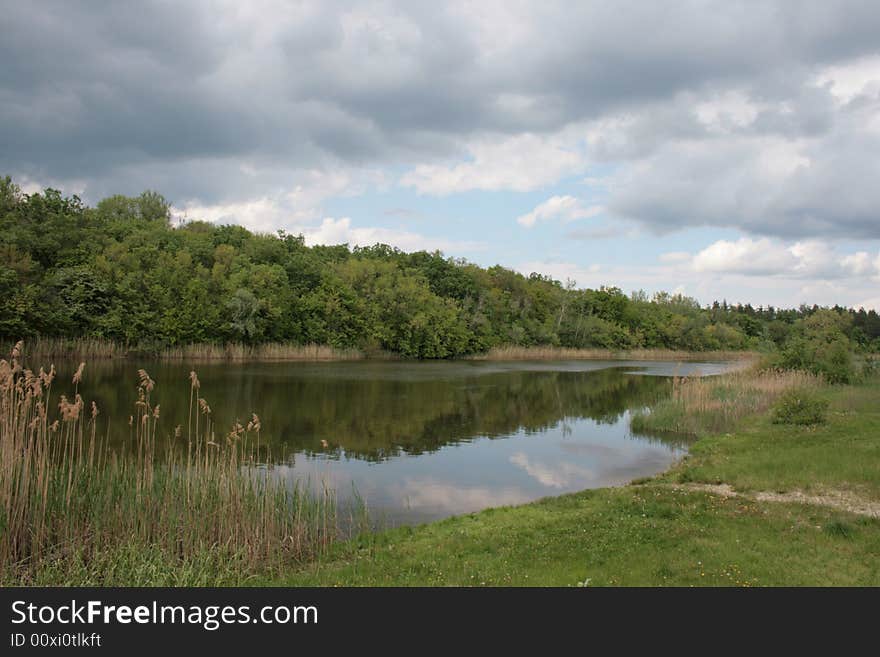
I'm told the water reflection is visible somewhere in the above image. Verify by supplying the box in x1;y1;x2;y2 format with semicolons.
56;359;725;525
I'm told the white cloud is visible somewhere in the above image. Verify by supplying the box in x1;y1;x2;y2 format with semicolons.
855;297;880;312
392;478;530;512
176;197;292;233
176;190;486;254
694;89;760;132
682;237;877;280
518;260;603;288
400;132;586;195
644;239;880;309
516;249;880;312
691;238;798;275
14;174;87;197
300;217;485;253
516;195;603;227
815;54;880;103
509;452;594;489
786;241;839;277
175;166;387;230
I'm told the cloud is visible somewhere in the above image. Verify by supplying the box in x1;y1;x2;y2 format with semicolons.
856;297;880;312
841;251;875;276
400;133;586;195
2;0;880;244
178;192;486;253
815;54;880;103
174;167;379;228
518;261;602;287
392;478;531;513
602;81;880;239
673;237;880;280
509;452;594;489
299;217;486;253
518;247;880;311
691;238;804;275
516;195;602;227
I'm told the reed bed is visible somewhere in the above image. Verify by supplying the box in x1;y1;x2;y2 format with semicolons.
159;342;364;361
470;345;758;362
0;341;342;586
630;366;823;436
5;337;757;363
1;336;129;360
4;337;365;362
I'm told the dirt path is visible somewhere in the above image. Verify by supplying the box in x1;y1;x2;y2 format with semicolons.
649;482;880;518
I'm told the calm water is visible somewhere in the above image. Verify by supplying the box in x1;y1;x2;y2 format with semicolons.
63;359;731;525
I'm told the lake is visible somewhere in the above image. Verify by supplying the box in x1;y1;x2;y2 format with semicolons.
65;359;732;526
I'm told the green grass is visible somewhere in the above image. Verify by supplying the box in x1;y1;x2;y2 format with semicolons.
660;378;880;498
266;488;879;587
265;375;880;586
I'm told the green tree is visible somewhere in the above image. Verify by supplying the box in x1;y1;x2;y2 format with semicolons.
227;288;261;342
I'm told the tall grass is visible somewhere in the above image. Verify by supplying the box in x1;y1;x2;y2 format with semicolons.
1;336;129;360
159;342;364;361
471;345;758;362
630;367;822;436
3;338;757;363
0;341;342;585
3;337;365;362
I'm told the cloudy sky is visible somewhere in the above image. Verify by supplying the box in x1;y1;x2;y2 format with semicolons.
3;1;880;309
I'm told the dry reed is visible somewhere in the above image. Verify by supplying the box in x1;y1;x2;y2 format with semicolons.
5;338;757;364
631;366;823;436
1;336;128;360
0;341;340;585
3;337;365;362
159;342;364;361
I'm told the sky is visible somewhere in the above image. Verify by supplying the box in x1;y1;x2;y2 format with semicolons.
2;1;879;310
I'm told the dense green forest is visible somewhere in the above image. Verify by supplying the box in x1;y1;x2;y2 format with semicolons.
2;176;879;361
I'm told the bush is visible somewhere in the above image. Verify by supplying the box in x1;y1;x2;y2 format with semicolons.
771;388;829;426
779;335;855;384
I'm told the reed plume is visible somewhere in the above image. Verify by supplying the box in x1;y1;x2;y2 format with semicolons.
0;342;340;586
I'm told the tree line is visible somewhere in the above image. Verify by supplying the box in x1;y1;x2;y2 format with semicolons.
2;177;879;365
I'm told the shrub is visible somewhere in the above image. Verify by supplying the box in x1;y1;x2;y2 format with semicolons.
779;335;855;384
771;388;829;426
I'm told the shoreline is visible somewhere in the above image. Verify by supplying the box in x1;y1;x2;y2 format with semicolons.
273;370;880;586
4;348;876;585
4;337;759;364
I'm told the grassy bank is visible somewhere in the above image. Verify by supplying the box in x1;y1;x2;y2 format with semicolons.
271;370;880;586
0;345;346;586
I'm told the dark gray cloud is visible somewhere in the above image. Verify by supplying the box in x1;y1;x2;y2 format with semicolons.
1;0;879;239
